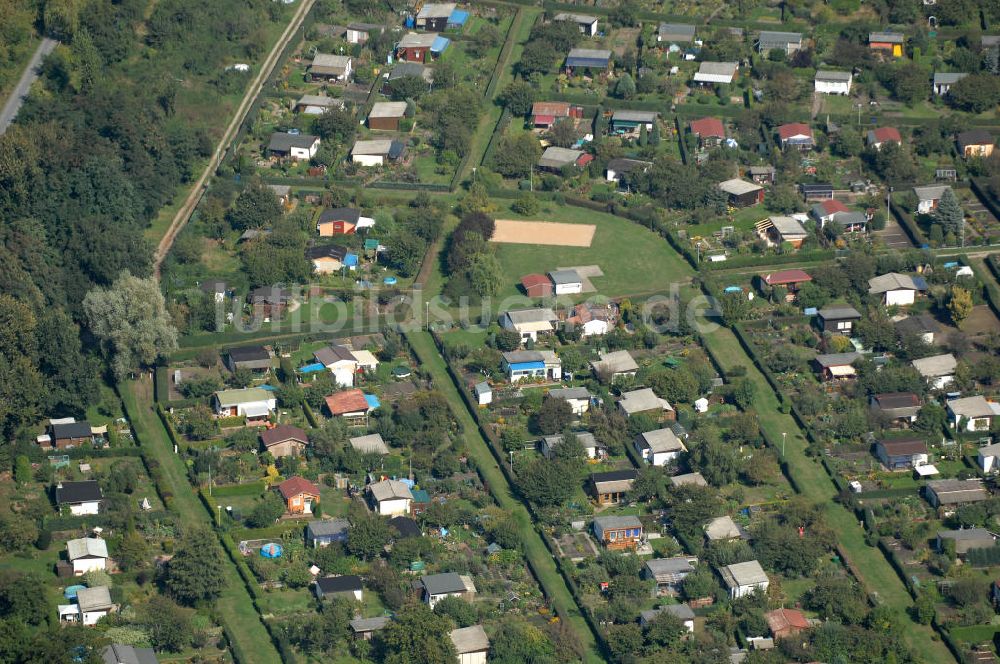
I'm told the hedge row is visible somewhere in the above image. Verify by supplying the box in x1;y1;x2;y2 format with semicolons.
888;199;927;247
302;402;319;428
45;511;172;532
154;366;170;404
57;446;143;461
211;481;267;497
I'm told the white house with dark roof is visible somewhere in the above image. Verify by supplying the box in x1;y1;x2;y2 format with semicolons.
67;537;109;576
500;308;558;343
641;604;696;632
421;572;476;608
591;350;639;381
720;560;769;598
540;432;601;459
912;353;957;390
56;480;103;516
814;70;852;94
366;479;413;517
548;269;583;295
315;575;363;601
948;396;1000;432
314;344;358;387
933;72;967;95
868;272;921;306
693;61;738;85
75;586;113;625
619;388;674;419
547;387;592;415
451;625;491;664
635;428;686;466
268;132;320;160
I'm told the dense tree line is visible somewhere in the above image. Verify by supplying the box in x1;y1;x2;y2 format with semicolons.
0;0;294;441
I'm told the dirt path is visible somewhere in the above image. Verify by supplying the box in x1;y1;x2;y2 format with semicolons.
152;0;317;276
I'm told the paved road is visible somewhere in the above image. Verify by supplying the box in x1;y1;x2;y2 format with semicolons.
0;37;58;135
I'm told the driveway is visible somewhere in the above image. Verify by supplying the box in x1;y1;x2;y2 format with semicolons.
0;37;58;135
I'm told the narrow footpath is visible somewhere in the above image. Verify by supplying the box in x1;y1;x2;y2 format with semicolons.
121;378;282;664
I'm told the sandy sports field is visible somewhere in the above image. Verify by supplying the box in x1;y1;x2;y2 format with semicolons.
491;220;596;247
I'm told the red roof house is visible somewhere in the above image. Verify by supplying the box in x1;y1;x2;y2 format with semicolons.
866;126;902;149
531;102;583;128
690;117;726;145
260;425;309;458
521;274;554;298
325;389;370;417
762;269;813;287
777;123;814;150
761;269;812;301
765;608;809;639
276;476;321;515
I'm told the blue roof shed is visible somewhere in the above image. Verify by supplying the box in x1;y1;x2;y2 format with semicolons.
448;9;469;27
364;394;381;409
430;36;451;54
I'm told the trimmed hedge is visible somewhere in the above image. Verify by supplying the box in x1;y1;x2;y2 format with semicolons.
302;402;319;428
58;446;143;461
154;366;169;404
211;481;267;497
888;199;926;247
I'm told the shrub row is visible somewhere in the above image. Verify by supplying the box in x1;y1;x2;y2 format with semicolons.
154;366;170;404
212;481;267;498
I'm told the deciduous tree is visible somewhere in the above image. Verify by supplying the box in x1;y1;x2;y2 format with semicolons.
82;272;178;380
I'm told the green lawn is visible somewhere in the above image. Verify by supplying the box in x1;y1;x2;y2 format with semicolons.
489;202;694;302
405;330;603;664
121;378;282;664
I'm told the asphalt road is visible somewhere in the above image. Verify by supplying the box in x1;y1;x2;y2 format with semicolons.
0;37;58;135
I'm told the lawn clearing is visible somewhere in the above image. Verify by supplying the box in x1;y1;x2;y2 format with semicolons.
488;204;693;301
491;220;596;247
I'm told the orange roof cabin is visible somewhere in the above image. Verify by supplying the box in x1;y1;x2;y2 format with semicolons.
869;32;904;57
260;425;309;458
317;207;360;236
277;476;320;515
689;117;726;147
531;101;584;129
765;608;809;639
760;269;812;300
521;273;554;298
324;389;375;424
